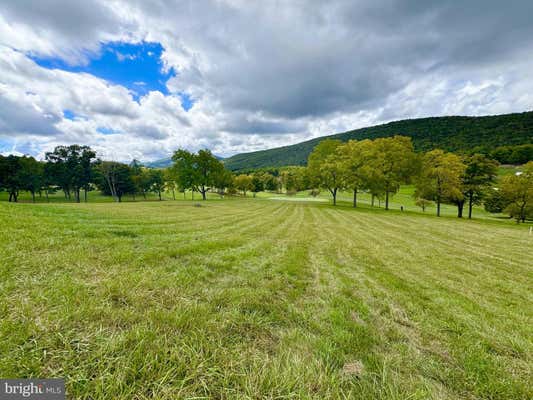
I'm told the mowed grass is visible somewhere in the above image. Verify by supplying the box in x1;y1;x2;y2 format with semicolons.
0;199;531;399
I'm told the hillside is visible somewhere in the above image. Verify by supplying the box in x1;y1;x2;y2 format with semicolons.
223;111;533;171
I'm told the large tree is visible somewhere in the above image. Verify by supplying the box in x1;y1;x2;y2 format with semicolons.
148;169;165;201
337;139;374;207
416;149;466;217
369;136;417;210
95;161;135;202
171;149;225;200
262;173;278;192
462;154;499;219
234;174;253;197
280;166;308;194
19;156;44;203
163;168;178;200
45;145;96;202
500;162;533;223
171;149;196;198
0;155;23;202
308;139;343;205
195;150;224;200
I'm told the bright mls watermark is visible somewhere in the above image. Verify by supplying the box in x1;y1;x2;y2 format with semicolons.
0;379;64;400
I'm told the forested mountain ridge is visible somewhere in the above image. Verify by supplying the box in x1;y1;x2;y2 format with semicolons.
223;111;533;171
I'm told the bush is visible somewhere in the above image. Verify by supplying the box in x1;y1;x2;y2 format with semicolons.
484;189;506;213
415;198;432;212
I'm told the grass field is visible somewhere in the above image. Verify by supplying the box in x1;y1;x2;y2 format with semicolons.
0;199;531;399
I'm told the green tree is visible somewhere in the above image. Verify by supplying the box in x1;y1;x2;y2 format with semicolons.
163;168;177;200
337;139;374;207
251;174;264;196
213;168;234;195
171;149;225;200
308;139;343;205
19;156;44;203
416;149;466;217
500;162;533;222
45;145;96;202
262;173;278;191
484;189;506;213
234;174;253;196
138;169;153;200
195;149;224;200
280;167;308;194
462;154;499;219
369;136;417;210
95;161;135;202
129;159;144;200
0;155;23;202
149;169;165;200
415;198;432;212
171;149;196;199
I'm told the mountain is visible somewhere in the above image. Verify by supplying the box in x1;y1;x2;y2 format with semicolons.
145;157;173;168
145;154;225;168
223;111;533;171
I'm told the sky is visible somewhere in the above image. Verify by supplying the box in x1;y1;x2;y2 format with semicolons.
0;1;532;162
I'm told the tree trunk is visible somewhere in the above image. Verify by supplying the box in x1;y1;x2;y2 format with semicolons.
84;188;88;202
158;190;162;201
457;200;464;218
143;191;146;200
172;189;175;200
31;191;35;203
118;194;122;202
332;188;337;206
45;190;49;203
371;194;375;207
437;199;441;217
202;189;206;200
468;192;473;219
385;191;389;210
353;189;357;208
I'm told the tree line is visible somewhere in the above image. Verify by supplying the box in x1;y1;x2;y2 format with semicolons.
304;136;532;222
1;139;531;222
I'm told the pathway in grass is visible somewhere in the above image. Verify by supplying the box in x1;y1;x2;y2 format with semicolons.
0;200;531;399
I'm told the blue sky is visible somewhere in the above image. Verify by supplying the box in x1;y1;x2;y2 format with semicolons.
30;41;193;109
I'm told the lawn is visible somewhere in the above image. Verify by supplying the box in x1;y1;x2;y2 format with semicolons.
0;199;531;399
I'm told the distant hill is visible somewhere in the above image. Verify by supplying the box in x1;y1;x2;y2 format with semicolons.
223;111;533;171
145;157;173;168
145;154;224;168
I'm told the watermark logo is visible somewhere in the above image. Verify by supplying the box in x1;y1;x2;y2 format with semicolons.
0;379;64;400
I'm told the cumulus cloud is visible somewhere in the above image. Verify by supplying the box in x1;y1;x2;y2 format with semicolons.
0;0;532;161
